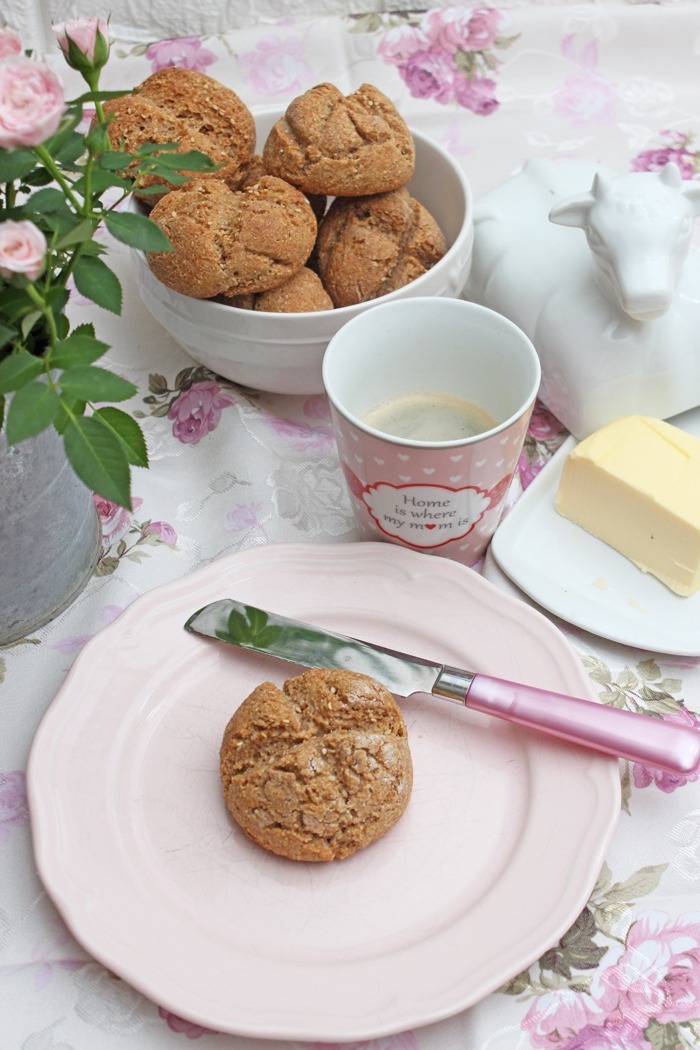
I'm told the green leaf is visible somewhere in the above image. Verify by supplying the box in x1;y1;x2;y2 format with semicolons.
603;864;668;904
0;148;37;183
104;211;172;251
0;320;17;351
94;406;149;467
54;218;98;251
53;397;86;433
73;170;131;196
247;606;269;636
223;609;251;643
52;131;86;168
149;148;218;172
20;311;44;339
25;187;74;216
72;255;123;314
63;414;132;508
59;364;136;403
4;380;60;443
68;88;132;105
50;328;110;368
98;150;136;171
0;351;44;394
255;625;284;648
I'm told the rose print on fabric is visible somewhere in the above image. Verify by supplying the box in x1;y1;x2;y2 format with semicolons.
145;37;216;73
239;35;313;96
552;35;619;126
506;861;700;1048
168;381;235;445
374;7;516;114
633;130;700;179
158;1007;219;1038
266;413;335;453
140;365;244;444
225;501;270;543
518;400;568;490
580;653;698;807
93;495;178;576
0;769;29;844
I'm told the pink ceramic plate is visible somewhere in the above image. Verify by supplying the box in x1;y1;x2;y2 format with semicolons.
28;542;620;1041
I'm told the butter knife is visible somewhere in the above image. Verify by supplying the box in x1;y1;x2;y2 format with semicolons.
185;598;700;775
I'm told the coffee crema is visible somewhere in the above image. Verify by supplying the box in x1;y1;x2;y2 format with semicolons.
362;391;497;442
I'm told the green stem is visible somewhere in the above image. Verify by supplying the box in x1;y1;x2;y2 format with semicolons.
32;145;81;210
24;282;59;352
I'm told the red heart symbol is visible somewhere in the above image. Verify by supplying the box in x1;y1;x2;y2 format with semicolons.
425;524;436;530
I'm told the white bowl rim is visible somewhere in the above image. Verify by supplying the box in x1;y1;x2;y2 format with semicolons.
136;115;474;322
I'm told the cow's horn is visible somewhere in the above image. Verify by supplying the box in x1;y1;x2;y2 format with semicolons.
658;162;682;188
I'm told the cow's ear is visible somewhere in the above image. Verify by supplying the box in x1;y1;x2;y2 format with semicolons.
549;191;594;229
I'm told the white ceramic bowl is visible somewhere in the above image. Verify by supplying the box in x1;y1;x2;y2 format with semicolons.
133;107;475;395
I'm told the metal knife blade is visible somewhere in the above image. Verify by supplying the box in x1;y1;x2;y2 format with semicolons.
185;598;700;776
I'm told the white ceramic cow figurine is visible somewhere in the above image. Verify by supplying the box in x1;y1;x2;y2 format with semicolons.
466;158;700;437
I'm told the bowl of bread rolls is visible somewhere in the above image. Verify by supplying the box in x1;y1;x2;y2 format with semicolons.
117;70;474;394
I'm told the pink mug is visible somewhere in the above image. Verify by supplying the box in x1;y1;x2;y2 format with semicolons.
322;297;541;566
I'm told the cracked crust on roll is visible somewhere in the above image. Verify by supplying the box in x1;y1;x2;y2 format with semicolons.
227;267;333;312
219;668;413;861
261;83;415;197
314;186;447;307
146;176;318;299
101;67;256;199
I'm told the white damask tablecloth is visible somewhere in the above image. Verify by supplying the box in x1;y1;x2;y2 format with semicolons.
3;4;700;1049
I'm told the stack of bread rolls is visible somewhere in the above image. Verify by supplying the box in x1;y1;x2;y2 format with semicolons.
103;69;447;312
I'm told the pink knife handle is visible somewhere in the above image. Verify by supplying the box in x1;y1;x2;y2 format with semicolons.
456;673;700;774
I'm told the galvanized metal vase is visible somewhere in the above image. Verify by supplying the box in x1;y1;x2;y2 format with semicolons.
0;426;101;644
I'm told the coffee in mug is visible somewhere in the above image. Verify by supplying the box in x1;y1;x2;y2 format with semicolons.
362;391;496;442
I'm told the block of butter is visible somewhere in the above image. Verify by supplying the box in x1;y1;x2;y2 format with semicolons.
555;415;700;597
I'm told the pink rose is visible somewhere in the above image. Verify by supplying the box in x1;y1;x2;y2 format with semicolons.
398;48;456;104
145;37;216;73
168;380;234;444
93;493;143;549
0;219;46;281
422;7;500;54
553;72;618;125
595;911;700;1025
144;520;178;545
561;1021;652;1049
0;769;29;844
522;988;605;1048
267;415;334;452
453;73;499;115
225;502;262;531
633;146;697;180
53;17;109;67
239;36;313;96
0;57;65;148
158;1008;218;1038
0;27;22;59
377;24;428;65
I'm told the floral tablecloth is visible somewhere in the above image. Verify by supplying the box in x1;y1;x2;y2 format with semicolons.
3;4;700;1048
